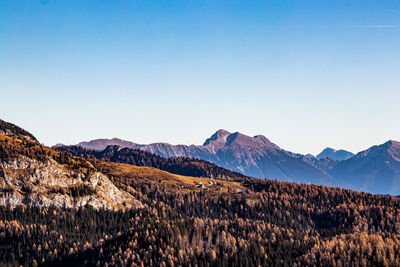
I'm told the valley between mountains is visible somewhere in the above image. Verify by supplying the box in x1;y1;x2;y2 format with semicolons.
1;118;400;266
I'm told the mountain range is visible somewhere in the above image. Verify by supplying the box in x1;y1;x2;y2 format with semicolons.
69;130;400;195
2;118;400;266
71;130;334;185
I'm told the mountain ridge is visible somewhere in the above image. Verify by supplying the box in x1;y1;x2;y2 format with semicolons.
2;120;400;266
69;130;400;195
70;130;336;185
330;139;400;194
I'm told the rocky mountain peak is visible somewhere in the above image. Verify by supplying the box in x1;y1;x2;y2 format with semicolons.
383;140;400;148
225;132;254;146
358;140;400;158
253;135;278;148
203;129;231;147
76;138;138;151
323;147;336;153
317;147;354;161
383;140;400;160
224;132;278;151
253;135;269;142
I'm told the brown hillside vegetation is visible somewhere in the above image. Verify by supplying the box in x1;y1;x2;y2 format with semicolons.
0;134;141;210
0;119;39;144
55;144;248;182
1;121;400;266
93;160;244;194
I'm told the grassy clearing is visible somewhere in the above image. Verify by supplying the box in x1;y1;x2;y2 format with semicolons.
97;161;244;193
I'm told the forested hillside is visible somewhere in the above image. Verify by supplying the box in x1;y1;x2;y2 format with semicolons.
1;119;400;266
1;167;400;266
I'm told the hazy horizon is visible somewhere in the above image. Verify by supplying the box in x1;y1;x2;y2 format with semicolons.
1;0;399;155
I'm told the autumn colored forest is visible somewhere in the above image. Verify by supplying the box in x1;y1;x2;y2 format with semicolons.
1;120;400;266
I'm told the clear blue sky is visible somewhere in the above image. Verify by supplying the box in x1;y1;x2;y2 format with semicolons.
1;0;399;155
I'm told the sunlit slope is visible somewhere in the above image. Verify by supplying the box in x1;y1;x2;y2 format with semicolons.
95;160;244;194
0;134;142;209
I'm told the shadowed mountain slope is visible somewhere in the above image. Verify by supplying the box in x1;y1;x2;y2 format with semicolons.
72;131;400;195
317;147;355;161
329;140;400;195
73;130;335;185
54;145;249;181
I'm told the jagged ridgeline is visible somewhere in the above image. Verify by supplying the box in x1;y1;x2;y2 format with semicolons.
1;118;400;266
54;145;249;181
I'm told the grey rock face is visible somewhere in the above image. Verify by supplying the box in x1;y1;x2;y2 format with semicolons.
0;156;142;210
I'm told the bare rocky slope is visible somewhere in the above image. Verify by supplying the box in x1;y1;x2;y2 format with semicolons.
0;121;142;210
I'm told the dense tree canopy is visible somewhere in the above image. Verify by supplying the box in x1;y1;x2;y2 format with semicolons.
0;135;399;266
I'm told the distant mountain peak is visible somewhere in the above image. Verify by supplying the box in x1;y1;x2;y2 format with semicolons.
215;129;231;135
383;140;400;147
225;132;242;144
76;138;138;151
203;129;231;146
360;140;400;157
321;147;336;153
253;135;275;146
331;139;400;194
381;140;400;160
254;134;267;140
219;132;279;153
225;132;257;146
317;147;354;161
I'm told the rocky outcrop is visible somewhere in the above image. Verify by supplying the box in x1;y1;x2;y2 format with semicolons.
0;156;142;210
0;119;38;144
